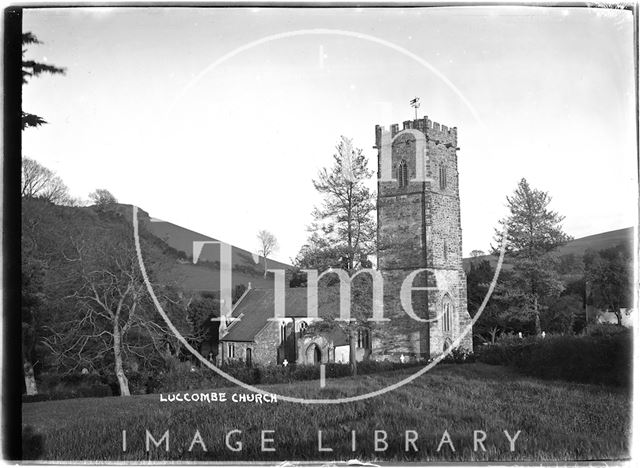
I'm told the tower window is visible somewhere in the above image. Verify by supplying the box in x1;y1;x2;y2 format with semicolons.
439;165;447;190
397;160;408;188
444;240;448;262
442;296;453;333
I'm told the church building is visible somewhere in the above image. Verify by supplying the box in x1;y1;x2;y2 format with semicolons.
218;114;472;366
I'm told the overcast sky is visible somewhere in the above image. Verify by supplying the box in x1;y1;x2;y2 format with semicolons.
23;6;636;263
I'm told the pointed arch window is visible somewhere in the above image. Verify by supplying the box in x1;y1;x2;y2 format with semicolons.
357;328;371;348
442;295;453;333
397;160;408;188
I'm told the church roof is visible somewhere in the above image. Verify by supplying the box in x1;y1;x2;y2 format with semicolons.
221;287;342;342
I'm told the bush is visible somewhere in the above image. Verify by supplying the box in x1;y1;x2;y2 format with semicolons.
583;323;629;337
28;372;115;401
476;330;632;387
442;347;476;364
22;384;113;403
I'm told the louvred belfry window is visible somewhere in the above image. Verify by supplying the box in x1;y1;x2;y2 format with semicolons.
397;160;408;188
439;165;447;190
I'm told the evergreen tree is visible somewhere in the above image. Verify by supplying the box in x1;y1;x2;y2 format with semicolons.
493;178;571;335
22;32;66;129
302;136;376;271
294;136;377;374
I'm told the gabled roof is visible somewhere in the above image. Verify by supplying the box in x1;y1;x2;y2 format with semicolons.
221;287;340;342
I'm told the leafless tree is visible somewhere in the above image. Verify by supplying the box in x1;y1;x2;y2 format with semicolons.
21;157;72;205
42;225;185;396
257;230;279;278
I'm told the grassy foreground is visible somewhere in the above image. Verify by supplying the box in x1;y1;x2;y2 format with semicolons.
22;363;630;462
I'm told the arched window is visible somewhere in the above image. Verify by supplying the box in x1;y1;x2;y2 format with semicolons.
299;321;308;333
442;295;453;333
443;240;448;262
357;328;371;348
397;160;408;188
439;165;447;190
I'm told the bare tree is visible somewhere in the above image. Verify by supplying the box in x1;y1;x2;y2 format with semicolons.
89;189;118;207
21;157;71;205
43;225;177;396
257;230;279;278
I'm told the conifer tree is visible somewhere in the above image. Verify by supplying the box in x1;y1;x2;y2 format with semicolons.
494;178;571;335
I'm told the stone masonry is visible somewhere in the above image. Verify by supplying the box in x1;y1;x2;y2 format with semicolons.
373;115;473;360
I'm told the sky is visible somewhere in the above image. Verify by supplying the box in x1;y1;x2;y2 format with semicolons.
23;6;637;264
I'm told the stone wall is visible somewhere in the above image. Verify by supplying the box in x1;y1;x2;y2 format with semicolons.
253;320;281;366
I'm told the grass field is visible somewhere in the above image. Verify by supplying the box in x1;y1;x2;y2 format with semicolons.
22;363;630;462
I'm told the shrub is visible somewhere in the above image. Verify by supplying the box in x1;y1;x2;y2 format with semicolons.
22;384;113;403
442;347;476;364
583;323;629;337
476;330;632;387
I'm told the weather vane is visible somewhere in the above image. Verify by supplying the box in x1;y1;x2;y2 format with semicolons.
409;97;420;120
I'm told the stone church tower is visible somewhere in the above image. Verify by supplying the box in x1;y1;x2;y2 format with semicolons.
373;115;472;360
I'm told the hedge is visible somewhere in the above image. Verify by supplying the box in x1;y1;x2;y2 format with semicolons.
476;327;632;387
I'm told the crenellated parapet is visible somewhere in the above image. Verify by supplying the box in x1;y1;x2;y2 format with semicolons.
375;115;457;148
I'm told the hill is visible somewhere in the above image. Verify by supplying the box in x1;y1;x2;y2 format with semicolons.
138;212;291;293
28;201;292;295
463;227;634;272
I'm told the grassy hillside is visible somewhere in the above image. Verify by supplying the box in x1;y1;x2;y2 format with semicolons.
463;227;634;272
103;203;291;292
146;219;291;272
22;363;630;462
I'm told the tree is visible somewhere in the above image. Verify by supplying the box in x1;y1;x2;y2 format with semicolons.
470;249;485;258
293;136;376;374
540;294;583;334
21;157;72;205
493;178;571;335
467;259;498;343
22;32;66;129
257;230;279;278
21;255;46;395
304;136;376;271
89;189;118;207
42;222;182;396
584;243;633;326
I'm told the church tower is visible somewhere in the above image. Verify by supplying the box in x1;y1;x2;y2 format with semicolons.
374;115;472;360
